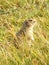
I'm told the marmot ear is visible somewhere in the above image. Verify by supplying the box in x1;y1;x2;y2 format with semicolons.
25;20;28;24
24;20;30;27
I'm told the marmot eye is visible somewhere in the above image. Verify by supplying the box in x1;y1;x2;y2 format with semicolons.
28;20;32;21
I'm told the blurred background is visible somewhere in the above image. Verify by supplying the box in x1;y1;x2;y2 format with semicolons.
0;0;49;65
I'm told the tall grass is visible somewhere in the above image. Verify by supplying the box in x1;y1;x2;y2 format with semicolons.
0;0;49;65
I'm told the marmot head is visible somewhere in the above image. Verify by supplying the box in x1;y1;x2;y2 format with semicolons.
23;19;36;28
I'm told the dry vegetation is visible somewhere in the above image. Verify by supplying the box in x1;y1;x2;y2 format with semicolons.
0;0;49;65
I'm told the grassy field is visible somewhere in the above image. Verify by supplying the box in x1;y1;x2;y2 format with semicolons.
0;0;49;65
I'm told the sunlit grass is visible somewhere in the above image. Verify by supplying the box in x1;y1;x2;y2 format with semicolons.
0;0;49;65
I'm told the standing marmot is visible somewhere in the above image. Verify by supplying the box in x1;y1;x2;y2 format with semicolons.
15;19;37;47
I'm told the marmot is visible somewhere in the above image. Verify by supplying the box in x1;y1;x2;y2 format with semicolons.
15;19;37;47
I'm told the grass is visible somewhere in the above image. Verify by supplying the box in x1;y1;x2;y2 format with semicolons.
0;0;49;65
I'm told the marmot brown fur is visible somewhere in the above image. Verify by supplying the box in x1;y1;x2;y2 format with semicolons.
14;19;37;48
